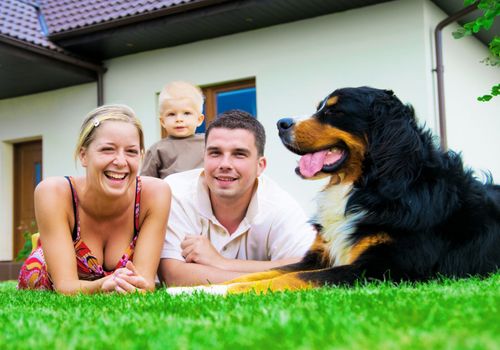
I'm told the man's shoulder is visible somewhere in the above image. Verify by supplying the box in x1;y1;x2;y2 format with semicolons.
164;168;202;190
257;175;301;209
258;174;292;197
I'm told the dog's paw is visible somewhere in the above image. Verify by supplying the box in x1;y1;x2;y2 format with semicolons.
166;285;228;296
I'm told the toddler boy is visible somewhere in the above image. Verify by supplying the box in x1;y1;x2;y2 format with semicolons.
141;81;205;178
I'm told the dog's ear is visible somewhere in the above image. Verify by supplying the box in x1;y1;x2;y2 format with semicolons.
365;92;427;196
384;89;394;96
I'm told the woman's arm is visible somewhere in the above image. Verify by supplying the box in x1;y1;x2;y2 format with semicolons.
120;177;171;291
35;177;111;294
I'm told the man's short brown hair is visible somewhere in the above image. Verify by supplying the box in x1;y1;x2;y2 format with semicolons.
206;110;265;156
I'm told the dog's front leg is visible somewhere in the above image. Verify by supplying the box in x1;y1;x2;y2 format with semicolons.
222;269;287;284
225;271;315;294
166;270;314;296
224;264;370;294
222;260;317;284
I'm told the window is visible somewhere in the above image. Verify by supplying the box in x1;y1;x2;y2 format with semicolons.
160;78;257;137
198;78;256;133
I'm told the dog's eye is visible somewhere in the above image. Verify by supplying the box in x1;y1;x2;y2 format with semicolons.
317;107;344;122
323;106;338;116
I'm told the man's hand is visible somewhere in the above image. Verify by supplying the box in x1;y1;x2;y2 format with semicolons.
181;235;228;269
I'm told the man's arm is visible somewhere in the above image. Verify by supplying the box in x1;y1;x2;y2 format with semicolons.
159;257;302;287
159;259;244;287
216;257;302;272
160;235;302;286
181;234;302;272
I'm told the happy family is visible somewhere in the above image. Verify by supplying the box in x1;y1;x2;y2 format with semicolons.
17;81;317;294
17;80;500;295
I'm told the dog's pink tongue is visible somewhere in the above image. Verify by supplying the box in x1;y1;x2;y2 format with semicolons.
299;150;328;178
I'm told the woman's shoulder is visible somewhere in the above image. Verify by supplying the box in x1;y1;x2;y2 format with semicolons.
35;176;73;194
34;176;78;210
139;176;171;201
139;175;169;187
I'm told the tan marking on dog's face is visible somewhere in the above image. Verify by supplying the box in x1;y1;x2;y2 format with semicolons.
326;96;338;107
347;232;392;264
294;118;366;184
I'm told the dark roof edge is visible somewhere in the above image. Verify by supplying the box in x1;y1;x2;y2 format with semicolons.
48;0;232;41
0;34;106;73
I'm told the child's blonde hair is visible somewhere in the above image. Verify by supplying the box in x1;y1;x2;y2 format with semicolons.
158;81;204;115
74;104;145;160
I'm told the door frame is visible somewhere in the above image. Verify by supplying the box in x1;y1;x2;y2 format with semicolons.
12;139;42;259
0;142;14;261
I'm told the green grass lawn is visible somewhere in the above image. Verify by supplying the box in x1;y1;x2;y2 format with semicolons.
1;275;499;350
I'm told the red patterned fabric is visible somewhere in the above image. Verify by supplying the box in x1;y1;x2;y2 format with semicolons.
17;176;142;290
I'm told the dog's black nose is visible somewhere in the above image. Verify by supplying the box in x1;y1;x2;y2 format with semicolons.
277;118;295;132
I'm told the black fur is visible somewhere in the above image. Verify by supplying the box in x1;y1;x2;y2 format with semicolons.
279;86;500;285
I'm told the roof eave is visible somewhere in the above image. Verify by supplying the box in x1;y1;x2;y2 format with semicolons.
0;34;105;73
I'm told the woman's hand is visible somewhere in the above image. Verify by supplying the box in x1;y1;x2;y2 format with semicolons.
100;265;134;292
112;261;152;293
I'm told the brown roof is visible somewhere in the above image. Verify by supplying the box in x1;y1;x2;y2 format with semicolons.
0;0;204;53
41;0;198;35
0;0;64;52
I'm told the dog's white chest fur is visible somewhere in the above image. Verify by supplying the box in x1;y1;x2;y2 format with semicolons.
316;183;365;267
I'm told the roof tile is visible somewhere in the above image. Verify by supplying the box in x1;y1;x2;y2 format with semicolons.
0;0;205;54
41;0;197;34
0;0;64;52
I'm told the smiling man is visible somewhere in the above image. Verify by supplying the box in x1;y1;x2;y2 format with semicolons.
158;110;316;286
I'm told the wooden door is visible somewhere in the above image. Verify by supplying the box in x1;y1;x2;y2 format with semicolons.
13;140;42;258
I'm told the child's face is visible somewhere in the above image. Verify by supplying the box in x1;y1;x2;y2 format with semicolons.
160;98;204;138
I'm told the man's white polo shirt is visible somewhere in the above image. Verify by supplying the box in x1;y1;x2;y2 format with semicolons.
161;168;316;262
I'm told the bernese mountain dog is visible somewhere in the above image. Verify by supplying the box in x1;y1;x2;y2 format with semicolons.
167;86;500;295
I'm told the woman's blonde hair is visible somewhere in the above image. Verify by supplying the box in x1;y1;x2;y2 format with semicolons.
74;104;145;160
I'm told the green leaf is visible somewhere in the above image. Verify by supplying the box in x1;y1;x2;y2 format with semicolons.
477;95;493;101
491;84;500;95
452;28;467;39
481;17;494;30
472;21;482;32
489;36;500;57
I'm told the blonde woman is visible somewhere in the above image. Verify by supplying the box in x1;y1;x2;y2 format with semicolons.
18;105;171;294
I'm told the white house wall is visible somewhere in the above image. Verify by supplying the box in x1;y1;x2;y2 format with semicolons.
0;0;498;260
425;2;500;179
